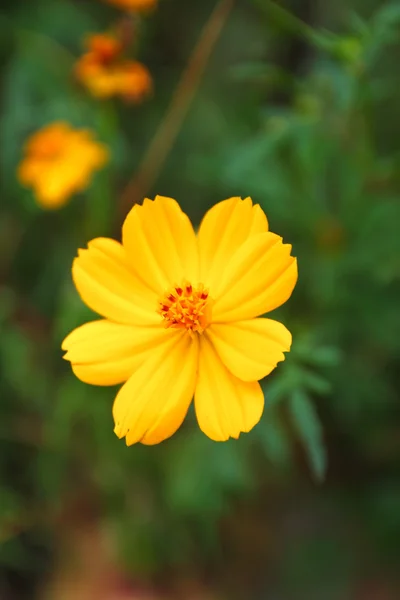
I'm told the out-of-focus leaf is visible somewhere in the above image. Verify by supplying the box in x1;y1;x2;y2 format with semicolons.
15;0;97;45
352;198;400;283
263;374;292;407
258;410;292;466
164;430;252;518
54;279;96;346
228;62;291;87
301;369;332;395
0;288;16;325
372;1;400;29
289;389;327;482
0;489;22;525
0;326;47;406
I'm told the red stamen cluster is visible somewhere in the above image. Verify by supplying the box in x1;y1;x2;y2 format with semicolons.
159;282;210;334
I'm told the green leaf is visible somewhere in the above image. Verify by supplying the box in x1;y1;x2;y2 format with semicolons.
258;411;292;466
228;63;291;87
0;326;47;406
264;374;292;406
164;431;251;518
373;1;400;29
302;369;332;395
289;389;327;482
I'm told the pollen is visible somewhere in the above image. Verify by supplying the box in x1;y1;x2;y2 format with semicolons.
158;282;211;334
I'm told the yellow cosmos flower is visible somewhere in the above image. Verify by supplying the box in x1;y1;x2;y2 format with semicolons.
75;33;152;102
18;122;108;209
104;0;157;12
62;197;297;444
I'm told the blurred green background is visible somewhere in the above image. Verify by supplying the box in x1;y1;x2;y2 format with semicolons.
1;0;400;598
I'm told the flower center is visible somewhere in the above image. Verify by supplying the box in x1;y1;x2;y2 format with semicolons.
88;36;122;64
33;133;66;160
158;282;211;334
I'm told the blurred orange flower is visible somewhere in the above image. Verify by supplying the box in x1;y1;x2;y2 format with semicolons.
62;197;297;445
18;122;108;209
75;32;152;102
104;0;157;12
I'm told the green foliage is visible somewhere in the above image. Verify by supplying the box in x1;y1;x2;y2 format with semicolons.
289;389;326;482
1;0;400;597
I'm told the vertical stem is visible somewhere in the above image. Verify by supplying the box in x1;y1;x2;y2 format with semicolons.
120;0;234;215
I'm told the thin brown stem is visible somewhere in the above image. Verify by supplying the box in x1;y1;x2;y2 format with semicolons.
120;0;234;215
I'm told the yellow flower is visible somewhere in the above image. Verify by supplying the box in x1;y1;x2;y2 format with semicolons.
75;33;152;102
112;61;153;102
82;32;123;63
18;122;108;209
62;197;297;444
104;0;157;12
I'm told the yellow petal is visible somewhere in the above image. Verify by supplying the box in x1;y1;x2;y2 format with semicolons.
71;360;134;386
249;203;269;235
18;158;46;186
72;237;159;325
212;232;297;322
207;318;291;382
62;319;172;385
24;122;70;155
122;196;198;294
113;331;198;445
198;197;268;292
194;335;264;441
34;163;77;208
67;132;109;172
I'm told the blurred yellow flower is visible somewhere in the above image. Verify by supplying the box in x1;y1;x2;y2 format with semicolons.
18;122;108;209
83;33;123;62
75;32;152;102
62;197;297;444
104;0;157;12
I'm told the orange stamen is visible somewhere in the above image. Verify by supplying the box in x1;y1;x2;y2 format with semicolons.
158;281;211;334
